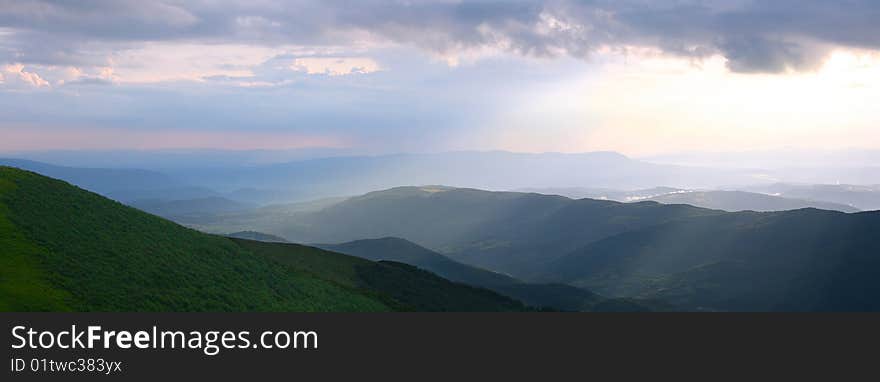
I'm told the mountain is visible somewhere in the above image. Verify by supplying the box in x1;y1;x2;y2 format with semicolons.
643;149;880;185
10;152;879;208
190;185;880;311
148;151;765;203
520;187;859;212
646;190;859;213
178;196;350;235
226;231;290;243
0;166;525;312
743;183;880;211
542;208;880;311
0;158;216;203
129;197;256;218
204;186;721;277
320;237;653;311
516;186;684;202
232;239;524;312
6;148;359;169
320;237;519;286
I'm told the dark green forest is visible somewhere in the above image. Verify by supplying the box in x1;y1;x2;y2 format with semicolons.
0;167;523;312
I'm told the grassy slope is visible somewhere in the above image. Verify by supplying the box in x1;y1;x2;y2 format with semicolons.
0;176;73;311
547;209;880;311
212;186;721;277
0;167;389;312
319;238;601;311
232;238;526;312
318;237;666;311
1;166;528;312
319;237;520;287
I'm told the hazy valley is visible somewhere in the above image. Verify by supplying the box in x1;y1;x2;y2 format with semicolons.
3;149;880;311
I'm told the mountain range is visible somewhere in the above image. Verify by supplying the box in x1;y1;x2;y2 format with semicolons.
0;152;773;205
542;208;880;311
196;186;723;274
742;183;880;211
4;157;880;312
4;155;878;211
186;185;880;311
0;166;528;312
319;237;654;311
520;187;860;212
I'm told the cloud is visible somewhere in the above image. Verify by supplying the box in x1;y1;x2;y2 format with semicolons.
290;57;380;76
4;0;880;75
718;36;827;73
2;63;50;87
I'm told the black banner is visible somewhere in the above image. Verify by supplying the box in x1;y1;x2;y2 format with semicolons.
2;313;878;380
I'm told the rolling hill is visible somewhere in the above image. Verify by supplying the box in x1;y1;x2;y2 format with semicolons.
743;183;880;211
0;158;212;203
520;187;859;212
0;166;525;312
542;208;880;311
226;231;290;243
319;237;519;286
232;239;525;312
188;185;880;311
645;190;858;213
204;186;721;277
149;151;765;203
129;197;256;218
320;237;647;311
516;186;683;202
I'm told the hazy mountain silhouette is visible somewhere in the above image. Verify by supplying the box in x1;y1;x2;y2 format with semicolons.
647;190;858;212
743;183;880;211
129;197;256;218
219;186;720;276
0;158;208;202
521;187;859;212
226;231;290;243
198;185;880;311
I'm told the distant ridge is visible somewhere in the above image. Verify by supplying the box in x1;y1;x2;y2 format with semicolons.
321;237;656;312
204;185;880;311
521;187;860;213
227;231;289;243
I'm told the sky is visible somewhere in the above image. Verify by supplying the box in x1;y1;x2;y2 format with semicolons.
2;0;880;156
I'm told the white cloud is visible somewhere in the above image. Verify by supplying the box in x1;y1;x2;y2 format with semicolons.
290;57;381;76
2;63;50;88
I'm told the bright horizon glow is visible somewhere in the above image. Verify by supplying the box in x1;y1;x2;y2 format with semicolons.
3;1;880;157
444;49;880;156
0;126;350;152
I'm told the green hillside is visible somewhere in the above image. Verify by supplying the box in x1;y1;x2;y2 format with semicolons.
232;238;525;312
320;237;660;312
545;209;880;311
320;237;520;287
193;186;721;277
0;167;523;312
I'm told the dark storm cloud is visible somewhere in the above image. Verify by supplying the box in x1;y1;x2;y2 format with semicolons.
1;0;879;73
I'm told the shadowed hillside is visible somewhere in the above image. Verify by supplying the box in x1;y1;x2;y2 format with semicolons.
210;186;721;276
544;209;880;311
320;237;647;311
231;238;526;312
0;166;526;312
